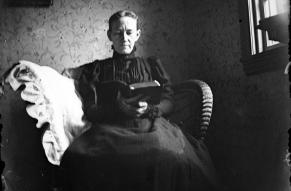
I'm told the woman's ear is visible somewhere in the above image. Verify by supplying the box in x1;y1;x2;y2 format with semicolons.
107;30;112;41
136;29;141;41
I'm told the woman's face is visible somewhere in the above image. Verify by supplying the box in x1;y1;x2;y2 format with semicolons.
108;16;141;54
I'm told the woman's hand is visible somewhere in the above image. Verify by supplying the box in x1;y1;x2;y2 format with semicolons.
136;101;162;119
116;92;148;117
136;101;148;117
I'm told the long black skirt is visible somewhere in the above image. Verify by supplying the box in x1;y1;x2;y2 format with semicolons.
60;117;219;191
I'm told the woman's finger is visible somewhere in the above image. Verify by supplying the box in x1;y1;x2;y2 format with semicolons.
137;101;148;114
138;101;148;108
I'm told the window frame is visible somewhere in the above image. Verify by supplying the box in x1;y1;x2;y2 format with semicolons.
238;0;289;76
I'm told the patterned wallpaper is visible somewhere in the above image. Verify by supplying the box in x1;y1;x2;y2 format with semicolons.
0;0;188;81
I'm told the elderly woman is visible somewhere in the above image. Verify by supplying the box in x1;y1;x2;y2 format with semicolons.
60;10;218;191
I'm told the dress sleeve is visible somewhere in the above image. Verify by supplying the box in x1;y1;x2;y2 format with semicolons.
147;57;174;116
61;62;102;120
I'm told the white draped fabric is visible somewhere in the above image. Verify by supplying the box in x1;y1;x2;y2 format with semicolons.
1;60;91;165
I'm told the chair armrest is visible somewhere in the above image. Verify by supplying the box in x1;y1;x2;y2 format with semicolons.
169;79;213;140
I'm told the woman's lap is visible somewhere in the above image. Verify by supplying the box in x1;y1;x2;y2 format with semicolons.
60;117;217;191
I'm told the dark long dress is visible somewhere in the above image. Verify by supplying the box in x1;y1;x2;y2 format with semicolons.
60;50;219;191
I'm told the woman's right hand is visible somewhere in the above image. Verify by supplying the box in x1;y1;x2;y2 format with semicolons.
116;92;145;117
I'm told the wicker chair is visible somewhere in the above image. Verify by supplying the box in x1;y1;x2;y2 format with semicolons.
169;79;213;141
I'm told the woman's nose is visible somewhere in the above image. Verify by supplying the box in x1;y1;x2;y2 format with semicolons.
121;32;128;41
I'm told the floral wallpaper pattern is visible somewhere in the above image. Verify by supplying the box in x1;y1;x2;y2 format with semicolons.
0;0;188;81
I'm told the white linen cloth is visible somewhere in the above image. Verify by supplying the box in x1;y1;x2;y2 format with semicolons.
1;60;91;165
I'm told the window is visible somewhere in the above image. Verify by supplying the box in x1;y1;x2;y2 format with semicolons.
239;0;289;75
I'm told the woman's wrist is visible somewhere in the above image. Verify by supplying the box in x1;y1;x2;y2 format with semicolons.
145;104;161;119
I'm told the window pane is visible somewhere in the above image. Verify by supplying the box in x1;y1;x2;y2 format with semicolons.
264;0;278;17
266;32;278;47
255;0;264;53
263;0;280;47
248;0;284;54
276;0;289;14
248;0;257;54
254;0;261;25
257;29;263;53
270;0;278;16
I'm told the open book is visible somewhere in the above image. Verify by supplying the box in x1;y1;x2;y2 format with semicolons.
97;80;162;104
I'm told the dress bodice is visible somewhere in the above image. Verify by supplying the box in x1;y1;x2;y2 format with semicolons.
62;51;174;125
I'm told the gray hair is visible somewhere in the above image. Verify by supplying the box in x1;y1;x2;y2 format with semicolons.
108;10;140;31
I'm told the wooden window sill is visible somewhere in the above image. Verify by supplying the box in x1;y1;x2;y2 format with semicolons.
241;44;289;76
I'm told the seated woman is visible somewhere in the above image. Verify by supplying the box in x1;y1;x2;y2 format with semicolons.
60;10;219;191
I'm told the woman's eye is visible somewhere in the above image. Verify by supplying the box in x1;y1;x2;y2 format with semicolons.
114;32;122;35
113;31;133;36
